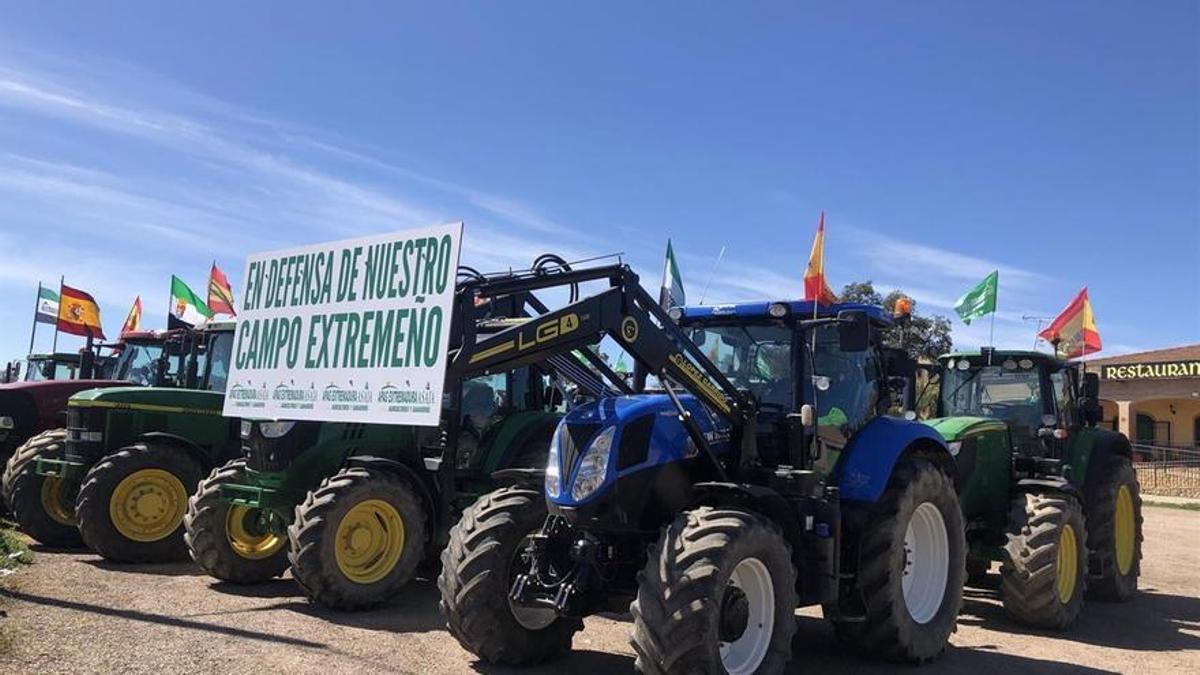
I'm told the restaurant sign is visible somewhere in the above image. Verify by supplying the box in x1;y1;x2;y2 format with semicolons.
1101;360;1200;381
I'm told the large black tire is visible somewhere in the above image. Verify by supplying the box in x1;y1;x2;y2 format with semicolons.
185;460;289;583
631;506;798;675
1000;492;1087;630
438;487;581;665
76;442;205;563
3;428;83;548
1085;456;1143;601
288;467;427;610
830;458;965;663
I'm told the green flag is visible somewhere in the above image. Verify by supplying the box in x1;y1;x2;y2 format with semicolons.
170;275;214;328
954;271;998;325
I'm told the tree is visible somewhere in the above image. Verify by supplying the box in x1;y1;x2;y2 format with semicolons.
838;280;953;361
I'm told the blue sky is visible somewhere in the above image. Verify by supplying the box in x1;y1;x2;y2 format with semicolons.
0;2;1196;360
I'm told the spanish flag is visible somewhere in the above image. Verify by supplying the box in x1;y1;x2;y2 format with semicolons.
803;212;836;305
120;296;143;336
207;262;236;316
1039;287;1102;359
57;284;106;339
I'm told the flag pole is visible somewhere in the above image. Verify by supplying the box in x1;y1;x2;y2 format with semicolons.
51;275;63;353
989;309;995;350
697;246;726;305
28;282;42;355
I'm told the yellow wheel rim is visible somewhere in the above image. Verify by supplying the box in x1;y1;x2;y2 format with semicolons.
40;476;76;526
1056;523;1079;604
1115;484;1136;576
108;469;189;543
334;499;405;585
225;505;285;560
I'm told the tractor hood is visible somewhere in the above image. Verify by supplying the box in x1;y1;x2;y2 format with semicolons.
547;393;731;507
924;416;1008;443
69;386;225;414
0;379;131;437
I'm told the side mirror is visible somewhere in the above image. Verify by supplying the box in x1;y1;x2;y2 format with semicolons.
1082;372;1100;399
836;310;871;353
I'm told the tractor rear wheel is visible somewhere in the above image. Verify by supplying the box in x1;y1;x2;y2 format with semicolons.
631;506;797;675
185;460;289;583
1000;492;1086;629
76;442;204;562
3;428;83;548
288;467;426;610
1085;456;1142;601
829;458;965;663
438;487;581;665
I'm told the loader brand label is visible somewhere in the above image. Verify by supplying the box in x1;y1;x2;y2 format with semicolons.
667;352;732;415
222;223;463;426
1101;360;1200;381
468;312;583;365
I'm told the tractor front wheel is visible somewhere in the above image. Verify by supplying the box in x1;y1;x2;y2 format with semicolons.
1086;456;1143;601
185;460;289;583
829;458;965;663
76;442;204;562
3;428;83;548
631;506;797;675
1000;492;1087;629
288;467;426;610
438;487;581;665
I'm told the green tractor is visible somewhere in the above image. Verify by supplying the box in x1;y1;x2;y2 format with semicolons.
925;348;1141;629
185;257;624;610
9;321;240;561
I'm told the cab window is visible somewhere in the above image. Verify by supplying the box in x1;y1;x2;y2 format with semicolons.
804;324;879;442
1050;369;1075;427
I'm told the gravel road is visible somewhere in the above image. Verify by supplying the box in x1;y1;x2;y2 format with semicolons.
1;505;1197;674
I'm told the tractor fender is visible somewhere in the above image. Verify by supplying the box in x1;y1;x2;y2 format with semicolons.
1079;429;1133;492
1016;476;1083;502
837;416;954;503
343;455;437;531
690;481;806;568
137;432;214;471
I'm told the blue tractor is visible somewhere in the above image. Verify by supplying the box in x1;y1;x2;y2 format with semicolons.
436;264;965;673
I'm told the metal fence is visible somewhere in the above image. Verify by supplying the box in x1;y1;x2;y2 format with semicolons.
1131;442;1200;498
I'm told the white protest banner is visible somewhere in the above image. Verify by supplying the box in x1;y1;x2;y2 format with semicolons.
222;222;463;426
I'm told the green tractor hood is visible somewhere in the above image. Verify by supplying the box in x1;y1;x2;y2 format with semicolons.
70;386;225;415
923;416;1008;443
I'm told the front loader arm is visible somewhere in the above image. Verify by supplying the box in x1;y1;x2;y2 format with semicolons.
450;264;759;477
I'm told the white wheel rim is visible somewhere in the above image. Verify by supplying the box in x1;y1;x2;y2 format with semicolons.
902;502;950;625
719;557;775;675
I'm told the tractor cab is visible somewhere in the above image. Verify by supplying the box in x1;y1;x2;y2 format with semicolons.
934;349;1101;462
23;353;85;382
672;300;914;479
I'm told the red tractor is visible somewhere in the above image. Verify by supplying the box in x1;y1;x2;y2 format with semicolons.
0;330;181;517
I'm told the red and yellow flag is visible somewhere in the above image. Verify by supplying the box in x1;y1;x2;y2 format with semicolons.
120;296;143;336
803;211;837;305
57;284;106;339
207;263;236;316
1039;287;1102;359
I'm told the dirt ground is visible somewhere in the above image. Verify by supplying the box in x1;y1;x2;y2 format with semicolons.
1;505;1197;674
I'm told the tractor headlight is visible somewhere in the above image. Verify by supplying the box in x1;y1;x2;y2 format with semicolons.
947;441;962;456
0;416;13;430
768;302;790;318
258;421;296;439
571;426;615;501
240;419;253;439
545;428;562;498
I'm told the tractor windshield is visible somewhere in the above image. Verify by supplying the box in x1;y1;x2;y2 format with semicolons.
941;363;1045;438
24;357;76;382
113;342;166;385
204;331;234;393
686;323;793;410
